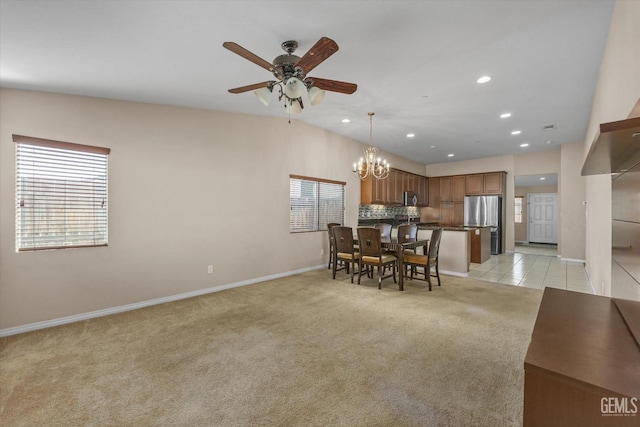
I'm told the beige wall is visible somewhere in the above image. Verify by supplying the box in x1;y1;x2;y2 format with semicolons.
560;142;586;261
0;88;425;330
583;0;640;296
514;184;558;243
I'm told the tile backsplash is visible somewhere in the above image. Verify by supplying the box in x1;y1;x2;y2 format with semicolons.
359;205;421;219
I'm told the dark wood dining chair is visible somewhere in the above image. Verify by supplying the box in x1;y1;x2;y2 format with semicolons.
397;223;418;274
327;223;341;270
404;228;443;291
397;223;418;249
332;226;359;283
356;227;397;289
374;223;392;241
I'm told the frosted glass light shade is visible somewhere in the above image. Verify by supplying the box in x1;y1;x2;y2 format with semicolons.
254;86;273;106
284;77;305;99
308;86;326;106
286;99;303;115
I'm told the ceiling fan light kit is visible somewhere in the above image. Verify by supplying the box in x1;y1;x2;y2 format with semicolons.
254;86;273;106
223;37;357;116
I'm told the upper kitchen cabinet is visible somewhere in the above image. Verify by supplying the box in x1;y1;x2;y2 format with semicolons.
453;175;465;201
483;172;504;194
441;175;466;202
465;172;505;195
466;174;484;194
360;168;429;205
440;176;452;202
418;176;429;207
429;177;440;208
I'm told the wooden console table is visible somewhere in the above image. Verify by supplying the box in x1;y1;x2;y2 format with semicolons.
523;288;640;426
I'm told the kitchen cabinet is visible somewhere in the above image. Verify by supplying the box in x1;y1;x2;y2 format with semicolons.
418;176;429;206
453;175;466;201
465;172;504;195
360;168;428;205
440;175;465;202
360;175;383;204
439;201;464;226
483;172;503;194
470;226;491;263
429;177;440;208
466;174;484;194
439;177;452;202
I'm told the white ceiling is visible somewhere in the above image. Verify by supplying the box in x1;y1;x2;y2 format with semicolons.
0;0;614;165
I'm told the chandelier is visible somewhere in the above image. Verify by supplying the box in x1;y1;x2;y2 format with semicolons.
353;112;390;180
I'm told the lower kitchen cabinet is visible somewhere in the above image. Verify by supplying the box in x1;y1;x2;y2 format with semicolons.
440;201;464;226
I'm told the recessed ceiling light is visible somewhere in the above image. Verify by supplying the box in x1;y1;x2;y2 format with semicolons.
448;153;455;157
500;113;512;118
477;75;492;84
430;145;436;149
511;130;522;135
406;133;415;138
520;143;529;147
540;177;546;181
341;118;350;123
546;140;554;144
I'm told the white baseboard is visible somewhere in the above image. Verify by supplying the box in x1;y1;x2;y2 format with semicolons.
0;264;325;338
560;257;586;263
440;269;468;278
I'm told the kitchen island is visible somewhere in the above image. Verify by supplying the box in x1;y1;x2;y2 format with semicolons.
416;226;474;276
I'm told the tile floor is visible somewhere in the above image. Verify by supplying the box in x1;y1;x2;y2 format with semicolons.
468;244;594;294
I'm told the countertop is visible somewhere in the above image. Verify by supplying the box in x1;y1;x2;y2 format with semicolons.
356;220;486;232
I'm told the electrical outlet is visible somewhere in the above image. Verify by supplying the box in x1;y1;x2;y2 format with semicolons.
320;248;325;255
208;265;214;274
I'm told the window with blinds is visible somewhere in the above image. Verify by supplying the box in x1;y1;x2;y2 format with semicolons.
289;175;345;233
14;135;110;251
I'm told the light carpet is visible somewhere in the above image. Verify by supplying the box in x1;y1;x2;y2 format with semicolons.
0;269;543;426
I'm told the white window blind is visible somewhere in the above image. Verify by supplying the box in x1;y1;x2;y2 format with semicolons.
14;135;110;251
290;175;345;233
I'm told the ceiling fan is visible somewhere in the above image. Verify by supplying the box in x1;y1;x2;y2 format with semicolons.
223;37;357;114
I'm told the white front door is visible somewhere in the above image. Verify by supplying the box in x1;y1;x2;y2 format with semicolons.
528;193;558;244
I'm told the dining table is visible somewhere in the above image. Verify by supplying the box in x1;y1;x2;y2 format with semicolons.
353;236;429;291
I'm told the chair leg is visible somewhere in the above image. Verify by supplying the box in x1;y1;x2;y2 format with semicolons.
426;263;433;291
435;263;441;286
392;263;397;284
378;265;382;289
332;257;337;279
349;261;354;283
357;260;362;285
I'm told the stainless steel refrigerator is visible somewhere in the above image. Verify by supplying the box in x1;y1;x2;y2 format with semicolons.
464;195;502;254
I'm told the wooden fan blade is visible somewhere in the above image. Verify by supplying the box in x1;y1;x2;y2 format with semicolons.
295;37;339;74
223;42;273;71
228;81;272;94
309;77;357;94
